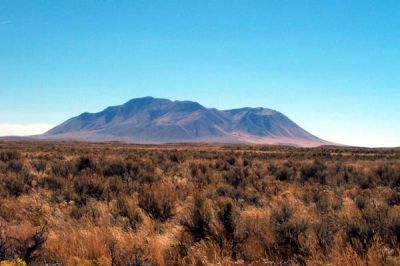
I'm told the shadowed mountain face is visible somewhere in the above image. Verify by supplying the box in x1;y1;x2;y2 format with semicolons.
43;97;330;147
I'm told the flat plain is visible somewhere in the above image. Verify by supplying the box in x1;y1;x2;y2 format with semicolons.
0;141;399;265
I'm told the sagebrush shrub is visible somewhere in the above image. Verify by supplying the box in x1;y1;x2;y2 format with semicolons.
75;156;96;174
139;183;176;222
183;195;215;242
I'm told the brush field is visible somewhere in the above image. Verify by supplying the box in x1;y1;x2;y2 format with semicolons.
0;142;399;265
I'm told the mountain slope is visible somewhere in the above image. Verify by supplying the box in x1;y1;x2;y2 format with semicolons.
42;96;330;147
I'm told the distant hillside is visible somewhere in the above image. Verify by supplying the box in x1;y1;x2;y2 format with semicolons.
42;97;331;147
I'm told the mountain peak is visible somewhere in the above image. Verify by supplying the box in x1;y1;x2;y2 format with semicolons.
123;96;171;106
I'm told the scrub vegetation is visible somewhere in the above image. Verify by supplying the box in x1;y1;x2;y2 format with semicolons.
0;141;399;265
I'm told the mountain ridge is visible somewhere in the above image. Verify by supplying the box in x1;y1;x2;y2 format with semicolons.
42;96;331;147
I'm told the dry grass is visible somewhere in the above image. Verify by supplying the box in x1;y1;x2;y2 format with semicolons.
0;141;399;265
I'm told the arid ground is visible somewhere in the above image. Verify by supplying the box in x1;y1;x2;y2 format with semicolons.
0;141;399;265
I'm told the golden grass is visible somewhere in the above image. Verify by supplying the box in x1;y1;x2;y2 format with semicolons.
0;141;399;265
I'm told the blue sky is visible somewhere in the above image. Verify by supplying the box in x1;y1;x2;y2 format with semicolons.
0;0;399;147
